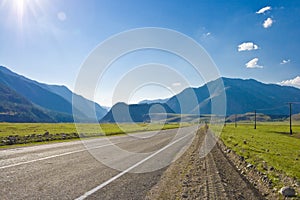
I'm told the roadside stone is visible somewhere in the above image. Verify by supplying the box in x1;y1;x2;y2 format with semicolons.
262;175;268;182
226;149;231;154
279;186;296;197
73;132;79;138
239;156;244;161
43;131;49;137
263;192;269;196
246;163;253;169
7;136;17;145
262;161;268;171
80;133;86;138
182;193;188;198
257;171;261;175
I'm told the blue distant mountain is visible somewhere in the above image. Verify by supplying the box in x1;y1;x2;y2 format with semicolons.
0;66;107;122
1;65;300;123
138;98;169;104
101;102;175;123
167;77;300;116
102;77;300;122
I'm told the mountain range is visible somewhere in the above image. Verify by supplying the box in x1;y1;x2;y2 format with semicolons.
1;65;300;123
0;66;107;122
102;78;300;122
167;77;300;115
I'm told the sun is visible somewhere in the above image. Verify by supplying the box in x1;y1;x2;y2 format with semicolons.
14;0;26;22
0;0;44;28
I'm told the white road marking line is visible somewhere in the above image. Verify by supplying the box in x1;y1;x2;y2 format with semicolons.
0;129;181;170
0;142;119;170
74;132;194;200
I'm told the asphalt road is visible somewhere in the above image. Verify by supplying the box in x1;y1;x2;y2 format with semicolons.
0;126;198;200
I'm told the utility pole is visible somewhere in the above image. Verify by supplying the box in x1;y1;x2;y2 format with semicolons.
289;103;292;135
235;114;237;128
254;110;256;129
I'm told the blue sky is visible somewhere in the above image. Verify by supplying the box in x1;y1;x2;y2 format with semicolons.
0;0;299;106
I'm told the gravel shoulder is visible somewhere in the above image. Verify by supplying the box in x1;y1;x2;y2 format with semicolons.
146;127;265;200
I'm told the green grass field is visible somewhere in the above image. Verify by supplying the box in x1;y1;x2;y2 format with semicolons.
220;123;300;188
0;122;191;136
0;122;190;147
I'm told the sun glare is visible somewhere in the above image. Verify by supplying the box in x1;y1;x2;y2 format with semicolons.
0;0;45;29
15;0;25;25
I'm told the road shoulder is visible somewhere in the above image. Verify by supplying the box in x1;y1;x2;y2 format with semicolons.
146;127;265;199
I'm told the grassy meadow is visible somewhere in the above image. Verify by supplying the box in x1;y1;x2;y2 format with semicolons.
0;122;189;147
220;122;300;188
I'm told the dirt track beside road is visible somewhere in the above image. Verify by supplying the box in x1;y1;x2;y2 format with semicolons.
146;127;265;200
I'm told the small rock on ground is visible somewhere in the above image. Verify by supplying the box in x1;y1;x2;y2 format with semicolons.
279;186;296;197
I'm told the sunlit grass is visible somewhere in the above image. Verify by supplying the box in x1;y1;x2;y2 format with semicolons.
0;122;191;147
220;123;300;187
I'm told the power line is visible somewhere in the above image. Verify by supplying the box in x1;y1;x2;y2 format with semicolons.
286;102;300;104
255;104;288;111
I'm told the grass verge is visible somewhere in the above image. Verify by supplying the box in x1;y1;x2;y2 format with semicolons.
0;122;191;148
220;123;300;191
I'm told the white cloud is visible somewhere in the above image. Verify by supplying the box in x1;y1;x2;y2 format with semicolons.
197;27;212;40
256;6;272;14
280;59;291;65
238;42;259;51
57;12;67;21
201;32;211;39
263;18;273;28
279;76;300;88
245;58;263;68
172;82;181;87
